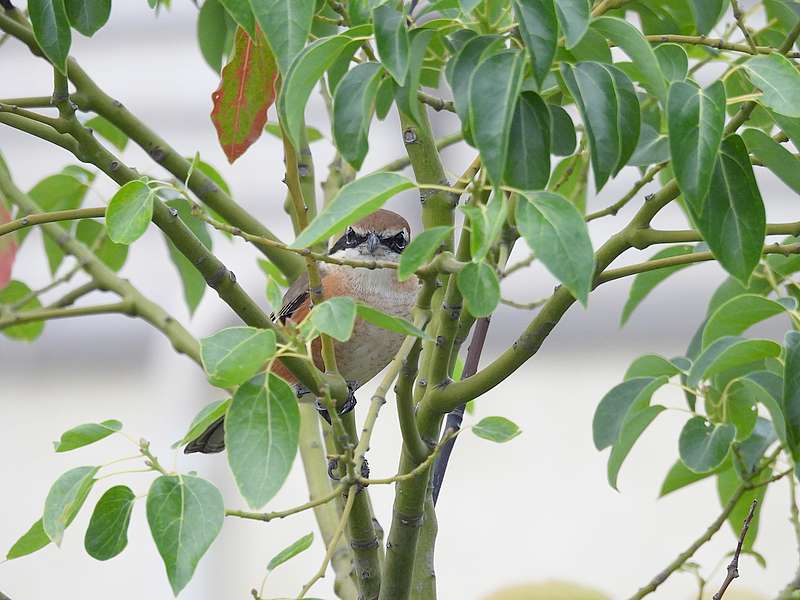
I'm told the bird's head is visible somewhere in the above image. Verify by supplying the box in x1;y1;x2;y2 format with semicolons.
328;209;411;262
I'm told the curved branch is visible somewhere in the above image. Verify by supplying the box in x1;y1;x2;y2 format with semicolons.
0;300;131;329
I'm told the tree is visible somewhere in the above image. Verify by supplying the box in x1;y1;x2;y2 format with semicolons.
1;0;800;599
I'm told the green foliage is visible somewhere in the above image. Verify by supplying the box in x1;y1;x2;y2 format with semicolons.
457;261;500;318
333;62;384;169
291;173;415;249
28;0;71;73
225;374;299;508
472;416;521;442
356;303;428;338
43;465;99;546
65;0;110;37
200;326;277;387
53;419;122;452
267;532;313;571
173;399;230;449
0;281;45;341
146;474;224;595
6;519;51;560
84;485;135;560
106;180;154;245
679;417;736;473
516;191;594;306
397;225;452;280
621;245;695;324
309;296;358;341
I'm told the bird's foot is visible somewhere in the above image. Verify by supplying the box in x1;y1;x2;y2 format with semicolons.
314;381;359;425
327;456;370;491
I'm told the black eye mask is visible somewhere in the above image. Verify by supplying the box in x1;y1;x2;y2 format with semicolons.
329;229;408;255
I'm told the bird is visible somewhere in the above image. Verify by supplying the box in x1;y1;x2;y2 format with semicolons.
185;209;419;454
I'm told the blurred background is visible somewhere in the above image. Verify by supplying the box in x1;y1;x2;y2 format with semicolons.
1;2;797;599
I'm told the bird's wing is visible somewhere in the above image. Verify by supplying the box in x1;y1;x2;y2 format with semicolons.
274;271;311;324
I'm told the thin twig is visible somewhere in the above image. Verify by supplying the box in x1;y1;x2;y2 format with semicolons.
226;484;347;522
585;163;667;222
500;296;549;310
711;500;759;600
0;206;105;237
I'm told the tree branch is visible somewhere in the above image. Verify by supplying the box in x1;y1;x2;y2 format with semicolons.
712;499;758;600
0;300;132;329
0;206;105;237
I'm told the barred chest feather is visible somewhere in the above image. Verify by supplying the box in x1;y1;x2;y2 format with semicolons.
331;266;419;389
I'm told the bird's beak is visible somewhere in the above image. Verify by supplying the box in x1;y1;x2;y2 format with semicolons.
366;232;380;254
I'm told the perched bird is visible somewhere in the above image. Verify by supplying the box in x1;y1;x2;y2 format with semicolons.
185;209;418;454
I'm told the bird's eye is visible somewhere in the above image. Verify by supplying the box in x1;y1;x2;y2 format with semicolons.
345;228;357;245
392;233;407;250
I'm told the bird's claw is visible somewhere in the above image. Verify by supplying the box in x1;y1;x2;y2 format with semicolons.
327;456;370;491
315;381;358;425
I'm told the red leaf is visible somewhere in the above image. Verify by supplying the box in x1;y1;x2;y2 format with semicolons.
0;204;17;290
211;27;279;163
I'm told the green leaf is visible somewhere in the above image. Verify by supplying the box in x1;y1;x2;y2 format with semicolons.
717;464;766;552
106;180;154;245
659;458;723;497
211;26;279;163
6;519;51;560
267;532;313;571
516;191;595;306
277;28;369;150
691;135;766;284
75;219;128;272
250;0;314;75
146;474;224;595
608;405;665;490
290;173;415;249
395;28;434;125
163;199;212;315
513;0;557;86
621;245;695;324
591;17;667;103
742;128;800;194
459;0;482;12
548;154;588;212
628;123;669;167
548;104;576;156
0;281;45;341
725;380;758;441
654;43;688;82
703;294;792;349
555;0;590;49
462;195;507;262
356;303;427;338
201;326;277;387
783;331;800;461
742;372;788;451
373;1;409;85
257;258;289;286
86;114;128;151
43;465;99;546
65;0;110;36
310;297;357;341
27;171;89;273
53;419;122;452
688;336;782;388
561;62;640;190
173;399;231;449
265;277;284;314
667;80;726;209
472;416;522;442
736;417;777;477
743;54;800;118
469;50;526;185
457;261;500;318
680;416;735;473
505;92;551;190
197;0;231;72
690;0;727;34
446;34;503;145
264;122;324;144
593;376;666;450
29;0;71;73
226;373;300;508
624;354;683;380
333;62;384;170
219;0;255;37
84;485;135;561
397;225;452;281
